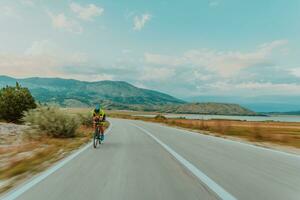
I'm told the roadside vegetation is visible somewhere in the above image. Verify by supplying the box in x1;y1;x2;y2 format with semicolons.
0;84;108;194
108;112;300;149
0;126;91;193
23;106;79;138
0;107;103;193
0;83;36;122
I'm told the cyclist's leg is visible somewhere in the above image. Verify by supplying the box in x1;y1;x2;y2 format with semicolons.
100;126;104;140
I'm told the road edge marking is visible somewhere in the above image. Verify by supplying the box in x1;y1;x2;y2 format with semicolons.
138;120;300;158
132;123;237;200
0;122;113;200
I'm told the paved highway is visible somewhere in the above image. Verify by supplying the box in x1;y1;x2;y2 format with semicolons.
2;118;300;200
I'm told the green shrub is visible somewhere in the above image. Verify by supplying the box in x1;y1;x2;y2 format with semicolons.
154;114;167;120
23;106;79;138
78;112;110;128
78;112;93;126
0;82;36;122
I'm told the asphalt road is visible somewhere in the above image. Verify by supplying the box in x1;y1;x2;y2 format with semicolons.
2;118;300;200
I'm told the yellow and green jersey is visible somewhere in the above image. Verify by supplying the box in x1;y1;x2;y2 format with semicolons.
93;109;106;124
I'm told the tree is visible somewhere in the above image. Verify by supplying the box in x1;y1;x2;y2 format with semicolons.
0;82;36;122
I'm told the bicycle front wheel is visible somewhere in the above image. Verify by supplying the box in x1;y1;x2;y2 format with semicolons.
93;128;99;148
93;133;98;148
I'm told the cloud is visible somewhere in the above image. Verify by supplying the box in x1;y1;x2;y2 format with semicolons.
133;13;151;31
0;36;294;97
138;40;294;96
20;0;35;7
0;40;87;78
122;49;132;54
125;10;135;20
258;40;288;54
289;68;300;78
0;40;116;81
145;40;288;77
48;12;82;33
25;40;61;56
209;0;220;7
144;53;184;66
139;67;175;81
47;3;103;34
70;2;104;21
193;71;212;81
0;6;21;19
208;81;300;95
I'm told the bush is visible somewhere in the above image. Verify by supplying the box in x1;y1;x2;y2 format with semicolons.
78;112;93;126
23;106;79;138
0;82;36;122
154;114;167;120
78;112;110;128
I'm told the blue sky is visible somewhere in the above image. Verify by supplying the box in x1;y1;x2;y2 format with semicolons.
0;0;300;98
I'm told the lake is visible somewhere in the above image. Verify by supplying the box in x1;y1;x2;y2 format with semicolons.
133;114;300;122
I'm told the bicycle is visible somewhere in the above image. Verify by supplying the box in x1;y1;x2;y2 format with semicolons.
93;120;104;148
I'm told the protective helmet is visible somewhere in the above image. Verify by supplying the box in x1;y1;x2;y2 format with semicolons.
95;104;101;112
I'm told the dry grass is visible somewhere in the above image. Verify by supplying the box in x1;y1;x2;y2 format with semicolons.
169;119;300;147
61;107;91;115
0;125;94;194
0;107;112;194
108;111;300;149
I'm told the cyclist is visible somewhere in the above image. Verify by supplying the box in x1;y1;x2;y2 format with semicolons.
93;104;106;141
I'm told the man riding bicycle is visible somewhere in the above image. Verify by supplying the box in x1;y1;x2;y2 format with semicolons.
93;104;106;141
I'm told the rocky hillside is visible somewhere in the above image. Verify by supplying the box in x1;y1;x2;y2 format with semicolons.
0;76;184;106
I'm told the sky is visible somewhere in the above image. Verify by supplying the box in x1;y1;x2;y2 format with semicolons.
0;0;300;99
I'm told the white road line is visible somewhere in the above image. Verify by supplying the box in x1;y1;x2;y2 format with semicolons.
0;122;113;200
132;123;237;200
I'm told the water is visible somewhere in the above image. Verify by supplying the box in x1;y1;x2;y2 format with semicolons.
133;114;300;122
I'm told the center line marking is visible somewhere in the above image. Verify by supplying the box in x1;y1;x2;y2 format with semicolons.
132;123;237;200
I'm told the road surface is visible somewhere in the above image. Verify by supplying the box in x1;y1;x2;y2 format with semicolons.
1;118;300;200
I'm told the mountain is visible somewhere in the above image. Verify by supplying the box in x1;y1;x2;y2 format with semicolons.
0;76;184;107
185;95;300;112
0;76;257;115
89;102;256;115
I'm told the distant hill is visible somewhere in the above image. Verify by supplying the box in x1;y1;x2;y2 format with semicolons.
185;95;300;112
0;76;184;106
113;102;257;115
0;76;257;115
266;111;300;116
157;102;258;116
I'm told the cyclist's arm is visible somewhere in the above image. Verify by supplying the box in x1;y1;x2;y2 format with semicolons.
92;112;98;128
